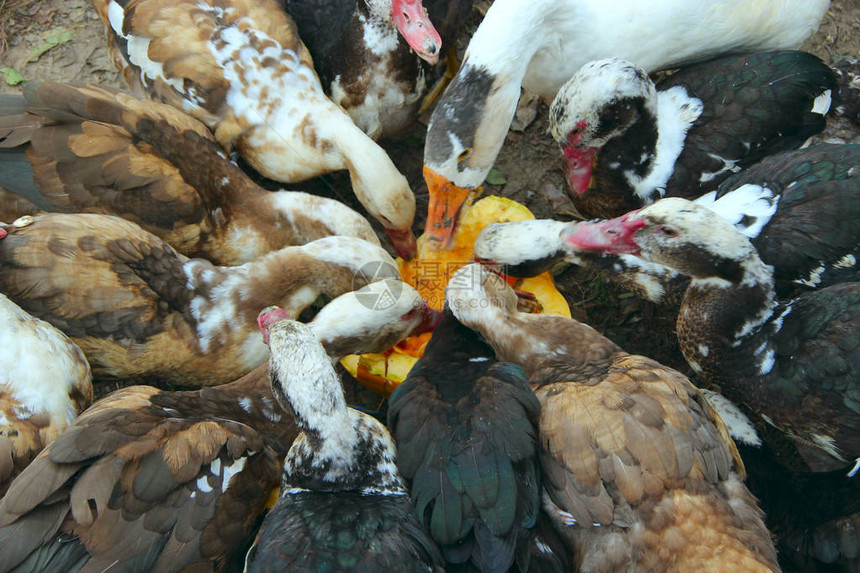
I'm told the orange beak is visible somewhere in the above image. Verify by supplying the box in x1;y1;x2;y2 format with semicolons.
423;165;473;248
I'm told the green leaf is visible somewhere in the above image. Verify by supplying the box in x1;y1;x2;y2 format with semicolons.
486;167;507;185
0;68;23;86
26;26;76;63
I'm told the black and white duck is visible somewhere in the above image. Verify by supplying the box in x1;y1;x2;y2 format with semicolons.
245;308;444;571
547;51;836;219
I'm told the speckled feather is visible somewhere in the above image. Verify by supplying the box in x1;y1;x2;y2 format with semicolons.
447;265;778;573
712;144;860;294
0;82;380;265
0;213;396;385
0;374;289;573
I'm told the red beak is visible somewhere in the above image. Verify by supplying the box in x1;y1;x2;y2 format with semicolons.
0;228;6;239
391;0;442;65
561;214;645;254
385;227;418;260
257;306;291;345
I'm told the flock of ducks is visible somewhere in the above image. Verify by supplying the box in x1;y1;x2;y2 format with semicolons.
0;0;859;571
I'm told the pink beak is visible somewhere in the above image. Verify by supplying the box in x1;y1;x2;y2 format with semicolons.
0;228;6;239
391;0;442;65
385;227;418;260
257;306;291;345
561;214;645;254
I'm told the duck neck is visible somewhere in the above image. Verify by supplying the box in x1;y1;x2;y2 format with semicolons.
460;305;620;386
271;352;405;494
409;310;496;400
464;0;548;84
181;250;346;358
677;257;779;383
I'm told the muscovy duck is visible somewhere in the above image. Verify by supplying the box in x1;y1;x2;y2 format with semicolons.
0;82;381;266
388;308;548;572
245;310;444;571
445;264;779;572
91;0;418;257
0;213;398;386
0;280;437;573
421;0;830;245
286;0;442;139
475;144;860;303
548;51;835;219
563;198;860;474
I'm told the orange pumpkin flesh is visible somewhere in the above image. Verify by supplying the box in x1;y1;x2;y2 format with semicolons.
341;196;571;396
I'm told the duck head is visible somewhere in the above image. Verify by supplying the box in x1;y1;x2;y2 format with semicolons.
549;59;657;195
309;279;442;360
562;198;763;283
446;262;519;324
380;0;442;65
473;220;569;277
423;63;523;248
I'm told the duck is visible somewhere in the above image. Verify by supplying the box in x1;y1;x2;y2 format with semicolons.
445;263;779;572
286;0;442;139
474;144;860;303
388;307;545;572
562;198;860;474
0;212;399;386
0;292;92;497
91;0;418;258
0;280;438;573
701;389;860;573
832;58;860;125
474;218;688;305
548;51;836;219
0;82;381;266
245;309;445;571
421;0;830;246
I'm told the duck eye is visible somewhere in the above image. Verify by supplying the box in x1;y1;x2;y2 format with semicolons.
658;225;678;237
458;148;471;161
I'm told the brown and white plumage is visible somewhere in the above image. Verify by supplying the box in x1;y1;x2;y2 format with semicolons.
90;0;418;257
447;264;779;572
0;293;92;498
0;280;436;573
0;212;398;386
0;82;380;266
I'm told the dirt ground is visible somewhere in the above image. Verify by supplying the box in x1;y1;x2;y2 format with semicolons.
0;0;858;383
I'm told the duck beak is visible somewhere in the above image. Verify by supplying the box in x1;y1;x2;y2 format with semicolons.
561;143;596;196
412;302;443;335
561;214;644;254
257;306;291;345
423;165;473;248
391;0;441;65
385;227;418;260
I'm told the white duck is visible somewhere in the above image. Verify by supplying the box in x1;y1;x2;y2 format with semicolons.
422;0;829;246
